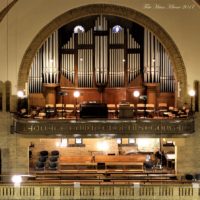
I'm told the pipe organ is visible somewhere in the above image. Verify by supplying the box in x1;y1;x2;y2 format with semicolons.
28;15;175;97
42;31;59;84
127;29;141;83
29;49;43;93
29;30;59;93
94;16;108;87
61;33;75;84
144;29;175;92
78;49;93;87
109;49;125;87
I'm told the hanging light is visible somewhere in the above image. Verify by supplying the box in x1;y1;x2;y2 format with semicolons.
112;25;122;33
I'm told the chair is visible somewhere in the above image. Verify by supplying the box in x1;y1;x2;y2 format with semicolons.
65;104;75;118
130;104;135;117
144;161;154;170
39;156;47;163
35;161;45;170
56;104;65;117
38;112;46;119
51;150;60;158
107;104;116;118
195;173;200;180
40;150;48;158
49;156;58;162
45;104;55;118
48;162;58;170
136;103;145;118
158;103;168;117
145;104;155;118
185;174;194;181
118;104;133;118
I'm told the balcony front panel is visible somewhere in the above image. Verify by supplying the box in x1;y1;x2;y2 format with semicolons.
13;117;195;137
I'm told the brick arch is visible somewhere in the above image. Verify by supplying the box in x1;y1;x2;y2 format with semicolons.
18;4;187;105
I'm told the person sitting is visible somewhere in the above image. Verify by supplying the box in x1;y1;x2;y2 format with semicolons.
144;154;154;170
155;149;166;167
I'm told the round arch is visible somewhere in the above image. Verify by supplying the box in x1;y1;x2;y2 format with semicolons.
18;4;187;105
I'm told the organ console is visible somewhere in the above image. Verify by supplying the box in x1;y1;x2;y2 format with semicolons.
80;102;108;118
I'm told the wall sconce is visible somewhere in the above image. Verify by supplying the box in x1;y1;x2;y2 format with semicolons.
56;138;68;147
189;89;195;112
17;90;25;98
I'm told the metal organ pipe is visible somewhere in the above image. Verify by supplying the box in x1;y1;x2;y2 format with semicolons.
127;29;141;84
144;28;174;92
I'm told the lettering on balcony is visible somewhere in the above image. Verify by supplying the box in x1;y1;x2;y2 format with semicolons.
13;117;195;137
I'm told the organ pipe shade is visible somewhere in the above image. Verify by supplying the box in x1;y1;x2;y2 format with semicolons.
144;29;175;92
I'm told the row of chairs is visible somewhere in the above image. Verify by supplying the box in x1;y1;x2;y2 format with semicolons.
31;102;190;119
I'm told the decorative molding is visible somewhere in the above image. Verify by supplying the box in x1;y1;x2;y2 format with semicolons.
194;0;200;6
0;0;18;23
18;4;187;107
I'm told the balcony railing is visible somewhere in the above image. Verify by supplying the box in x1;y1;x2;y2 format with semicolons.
12;116;195;137
0;183;198;200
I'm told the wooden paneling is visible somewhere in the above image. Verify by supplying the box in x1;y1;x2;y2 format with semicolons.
157;93;175;108
29;94;45;107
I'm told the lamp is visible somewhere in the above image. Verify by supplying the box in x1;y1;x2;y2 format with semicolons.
73;91;80;119
189;89;195;113
58;91;68;118
133;90;140;98
17;90;24;98
12;175;22;187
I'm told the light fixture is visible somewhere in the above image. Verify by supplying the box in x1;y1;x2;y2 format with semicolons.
56;138;67;147
97;141;109;151
17;90;24;98
12;175;22;187
75;138;82;144
73;91;80;98
112;25;122;33
116;138;122;144
189;89;195;112
74;25;85;33
128;138;135;144
189;89;195;97
133;90;140;98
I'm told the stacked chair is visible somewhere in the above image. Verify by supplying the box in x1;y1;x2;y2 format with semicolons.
35;150;59;171
35;150;49;170
48;150;59;170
